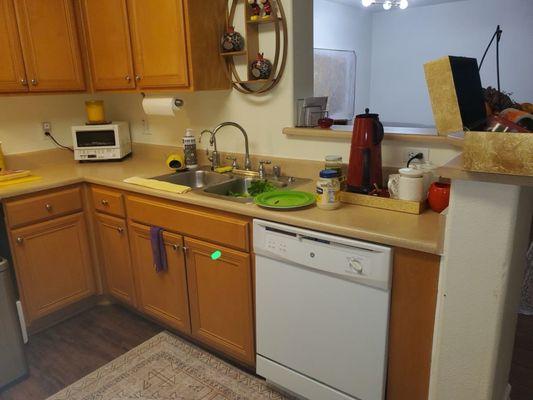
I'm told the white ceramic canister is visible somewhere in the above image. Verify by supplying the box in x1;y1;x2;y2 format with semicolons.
388;168;425;202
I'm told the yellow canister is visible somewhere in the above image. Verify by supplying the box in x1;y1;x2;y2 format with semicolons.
85;100;106;124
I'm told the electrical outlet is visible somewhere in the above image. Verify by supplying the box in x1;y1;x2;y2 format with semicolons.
142;119;151;135
404;147;429;164
42;121;52;139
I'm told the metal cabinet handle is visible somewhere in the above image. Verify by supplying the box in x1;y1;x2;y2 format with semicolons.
101;199;109;206
182;246;189;255
117;227;124;234
16;237;24;244
31;78;38;86
20;78;28;86
135;75;142;82
45;203;52;212
125;75;131;82
172;244;180;251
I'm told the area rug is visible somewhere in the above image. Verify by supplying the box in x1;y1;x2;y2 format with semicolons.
47;331;292;400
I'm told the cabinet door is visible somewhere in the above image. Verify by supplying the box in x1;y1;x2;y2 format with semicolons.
127;0;189;89
0;0;27;93
95;213;136;306
185;237;255;366
10;213;94;324
81;0;135;90
14;0;85;91
129;223;191;334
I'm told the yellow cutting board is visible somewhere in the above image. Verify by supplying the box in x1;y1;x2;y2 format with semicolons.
0;175;42;187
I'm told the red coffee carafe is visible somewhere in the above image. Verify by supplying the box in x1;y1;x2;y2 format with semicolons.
347;108;384;194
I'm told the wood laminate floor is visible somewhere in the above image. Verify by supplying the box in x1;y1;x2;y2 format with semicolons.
0;305;163;400
510;314;533;400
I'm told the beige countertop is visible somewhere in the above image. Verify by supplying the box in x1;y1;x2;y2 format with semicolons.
0;148;444;255
436;155;533;187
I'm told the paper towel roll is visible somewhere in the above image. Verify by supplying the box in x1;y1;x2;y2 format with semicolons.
142;97;182;116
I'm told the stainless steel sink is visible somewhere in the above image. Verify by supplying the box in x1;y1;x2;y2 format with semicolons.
152;167;312;203
151;168;232;189
202;176;311;203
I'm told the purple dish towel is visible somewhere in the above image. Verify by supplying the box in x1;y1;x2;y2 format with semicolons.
150;226;167;272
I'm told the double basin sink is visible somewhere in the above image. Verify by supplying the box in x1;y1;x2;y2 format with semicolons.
152;167;310;203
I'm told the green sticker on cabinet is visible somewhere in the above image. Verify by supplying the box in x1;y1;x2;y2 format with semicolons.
211;250;222;260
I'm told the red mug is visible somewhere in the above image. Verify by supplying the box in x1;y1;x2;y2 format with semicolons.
428;182;451;213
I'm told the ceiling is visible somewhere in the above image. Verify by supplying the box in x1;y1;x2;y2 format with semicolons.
332;0;470;10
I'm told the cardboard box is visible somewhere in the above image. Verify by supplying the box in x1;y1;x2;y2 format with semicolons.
424;56;486;136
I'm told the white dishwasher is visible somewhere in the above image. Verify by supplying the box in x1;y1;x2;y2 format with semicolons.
254;220;393;400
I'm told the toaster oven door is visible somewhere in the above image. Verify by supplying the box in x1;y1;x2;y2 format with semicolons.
75;129;116;148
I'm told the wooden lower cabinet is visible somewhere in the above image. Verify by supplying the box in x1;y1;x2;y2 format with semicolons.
10;212;94;324
95;212;136;306
185;237;255;366
129;222;191;335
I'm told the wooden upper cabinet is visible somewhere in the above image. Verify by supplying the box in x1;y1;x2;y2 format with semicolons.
185;237;255;366
0;0;27;93
80;0;135;90
126;0;189;89
129;223;191;335
13;0;85;91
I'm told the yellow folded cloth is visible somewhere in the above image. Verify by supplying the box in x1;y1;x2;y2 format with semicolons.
0;170;32;182
0;175;41;187
123;177;191;194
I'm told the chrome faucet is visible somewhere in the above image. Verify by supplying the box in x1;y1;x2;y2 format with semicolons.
199;129;220;170
210;122;252;171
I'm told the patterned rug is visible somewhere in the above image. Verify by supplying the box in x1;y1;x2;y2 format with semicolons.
47;331;292;400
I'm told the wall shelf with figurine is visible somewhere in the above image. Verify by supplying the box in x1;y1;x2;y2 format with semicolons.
221;0;288;95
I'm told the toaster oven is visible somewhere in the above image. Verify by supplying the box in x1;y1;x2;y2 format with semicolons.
72;122;131;161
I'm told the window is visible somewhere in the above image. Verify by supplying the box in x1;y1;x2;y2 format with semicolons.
314;48;356;121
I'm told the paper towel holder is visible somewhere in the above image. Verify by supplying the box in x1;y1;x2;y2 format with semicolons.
140;92;184;108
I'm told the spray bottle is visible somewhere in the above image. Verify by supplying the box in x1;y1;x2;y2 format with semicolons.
182;129;198;169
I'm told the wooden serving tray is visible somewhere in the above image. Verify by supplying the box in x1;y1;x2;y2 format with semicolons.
340;191;426;215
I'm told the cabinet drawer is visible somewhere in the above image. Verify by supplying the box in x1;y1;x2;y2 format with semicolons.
91;186;125;217
5;187;83;228
126;195;250;252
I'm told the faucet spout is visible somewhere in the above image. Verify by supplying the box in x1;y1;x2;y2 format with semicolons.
211;122;252;171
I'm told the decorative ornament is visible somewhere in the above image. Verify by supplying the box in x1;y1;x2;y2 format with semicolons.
248;0;261;21
221;26;245;53
260;0;273;18
250;53;273;80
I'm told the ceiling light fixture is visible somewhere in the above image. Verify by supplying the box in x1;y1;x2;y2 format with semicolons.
361;0;408;10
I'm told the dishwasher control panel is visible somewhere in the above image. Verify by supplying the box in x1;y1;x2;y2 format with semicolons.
254;219;393;291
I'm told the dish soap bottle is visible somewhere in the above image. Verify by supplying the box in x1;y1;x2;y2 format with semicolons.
182;129;198;169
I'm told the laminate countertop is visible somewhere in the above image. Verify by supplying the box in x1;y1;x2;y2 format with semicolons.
0;151;444;255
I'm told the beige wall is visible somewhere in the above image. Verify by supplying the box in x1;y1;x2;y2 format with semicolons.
0;0;459;168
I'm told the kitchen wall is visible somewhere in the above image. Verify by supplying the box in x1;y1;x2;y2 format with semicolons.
369;0;533;125
313;0;373;116
0;0;459;168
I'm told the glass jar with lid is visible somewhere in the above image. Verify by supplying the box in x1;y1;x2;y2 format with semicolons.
325;155;345;190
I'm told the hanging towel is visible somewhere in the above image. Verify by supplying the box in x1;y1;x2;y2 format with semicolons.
150;226;167;272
